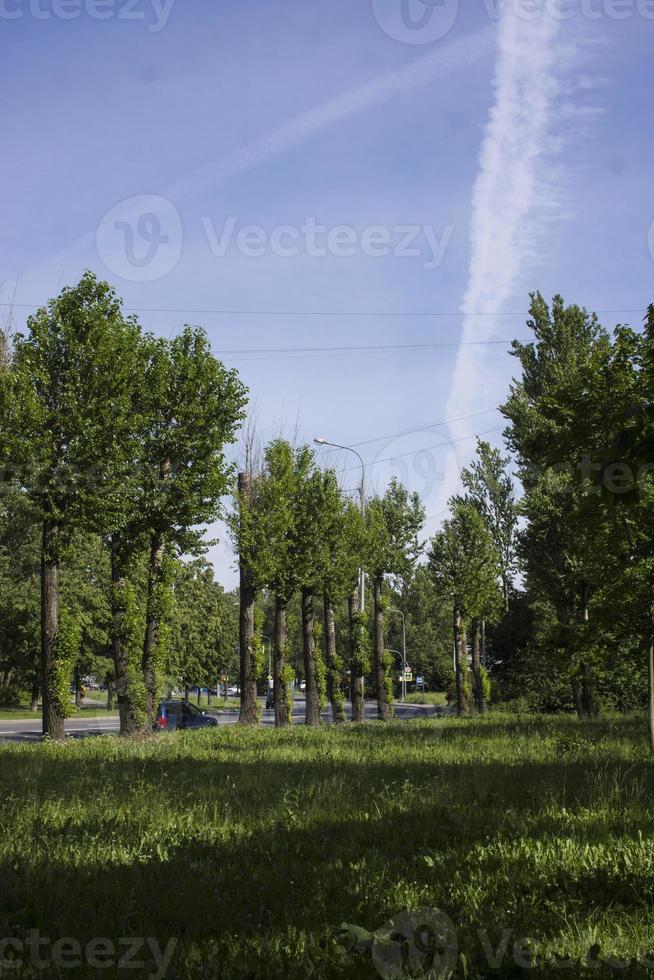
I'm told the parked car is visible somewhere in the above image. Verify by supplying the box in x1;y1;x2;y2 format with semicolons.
154;700;218;732
227;685;240;697
265;690;275;709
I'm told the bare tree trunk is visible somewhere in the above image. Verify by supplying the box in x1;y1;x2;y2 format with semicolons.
74;667;82;709
349;592;365;722
453;602;469;717
238;578;258;725
106;683;114;711
197;688;201;707
142;531;164;728
274;595;290;728
324;593;345;723
30;679;39;713
41;518;65;741
373;575;391;720
111;541;138;736
302;589;321;725
471;617;486;714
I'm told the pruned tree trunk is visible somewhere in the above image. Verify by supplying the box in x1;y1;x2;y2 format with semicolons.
324;593;345;724
273;595;290;728
30;679;39;713
74;667;82;708
197;688;202;707
648;589;654;754
41;517;65;740
373;575;391;721
453;602;469;717
111;541;138;736
142;531;165;728
302;589;320;725
106;683;114;711
237;577;258;725
238;472;259;726
471;617;486;714
349;591;365;722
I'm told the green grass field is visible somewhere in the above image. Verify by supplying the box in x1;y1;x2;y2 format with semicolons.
0;715;652;978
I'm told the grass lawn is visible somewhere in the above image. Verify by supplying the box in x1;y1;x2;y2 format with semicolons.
0;705;119;721
0;715;652;978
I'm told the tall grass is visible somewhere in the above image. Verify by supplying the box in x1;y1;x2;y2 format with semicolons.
0;714;652;977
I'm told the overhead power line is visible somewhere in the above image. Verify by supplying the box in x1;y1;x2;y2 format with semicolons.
0;301;645;319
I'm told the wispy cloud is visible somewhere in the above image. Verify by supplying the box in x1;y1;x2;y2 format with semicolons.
445;2;594;470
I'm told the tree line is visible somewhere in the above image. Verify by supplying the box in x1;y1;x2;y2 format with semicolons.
1;277;654;745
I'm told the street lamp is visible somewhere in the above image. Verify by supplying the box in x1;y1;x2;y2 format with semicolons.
388;607;407;702
261;634;272;688
313;438;366;612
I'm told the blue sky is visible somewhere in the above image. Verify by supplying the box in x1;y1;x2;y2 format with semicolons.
2;0;653;585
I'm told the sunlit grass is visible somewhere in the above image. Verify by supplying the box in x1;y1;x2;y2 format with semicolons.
0;714;652;977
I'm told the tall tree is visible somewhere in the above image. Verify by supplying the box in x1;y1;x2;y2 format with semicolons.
461;440;517;611
136;327;247;725
502;293;614;717
365;480;424;720
429;498;501;716
0;273;142;739
293;460;326;726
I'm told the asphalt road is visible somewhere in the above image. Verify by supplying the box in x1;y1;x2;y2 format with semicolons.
0;701;442;743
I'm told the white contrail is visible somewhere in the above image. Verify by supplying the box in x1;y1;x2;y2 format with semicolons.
166;27;492;201
445;2;589;472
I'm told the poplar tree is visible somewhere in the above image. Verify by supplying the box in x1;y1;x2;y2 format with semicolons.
429;498;501;716
365;480;424;720
0;273;142;739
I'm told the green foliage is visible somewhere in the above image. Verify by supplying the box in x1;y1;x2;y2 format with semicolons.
0;272;143;531
365;478;425;583
429;498;502;622
349;608;371;681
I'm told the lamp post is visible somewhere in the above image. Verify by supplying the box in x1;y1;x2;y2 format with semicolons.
262;634;272;689
387;650;405;703
388;607;407;702
313;438;366;612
